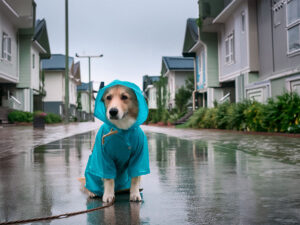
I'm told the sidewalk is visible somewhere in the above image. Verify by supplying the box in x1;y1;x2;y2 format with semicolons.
0;121;102;160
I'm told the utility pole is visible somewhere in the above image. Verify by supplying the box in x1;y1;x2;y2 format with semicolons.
64;0;69;123
75;54;103;118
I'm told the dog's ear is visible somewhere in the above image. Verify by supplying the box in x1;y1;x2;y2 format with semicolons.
101;88;110;102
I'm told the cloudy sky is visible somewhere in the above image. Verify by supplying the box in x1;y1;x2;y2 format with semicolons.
35;0;198;89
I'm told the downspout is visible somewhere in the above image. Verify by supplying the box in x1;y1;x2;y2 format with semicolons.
193;58;197;111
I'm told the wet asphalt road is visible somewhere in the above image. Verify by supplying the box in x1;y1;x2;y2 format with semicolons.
0;126;300;224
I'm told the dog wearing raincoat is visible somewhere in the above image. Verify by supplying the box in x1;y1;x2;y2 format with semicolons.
84;80;150;203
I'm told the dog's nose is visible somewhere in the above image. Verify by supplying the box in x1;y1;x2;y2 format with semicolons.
109;108;118;117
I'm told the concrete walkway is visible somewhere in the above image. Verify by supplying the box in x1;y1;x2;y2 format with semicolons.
0;121;102;160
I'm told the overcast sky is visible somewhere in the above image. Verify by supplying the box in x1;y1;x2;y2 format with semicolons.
35;0;198;89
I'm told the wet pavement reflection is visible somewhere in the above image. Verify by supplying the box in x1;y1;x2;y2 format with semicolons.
0;128;300;224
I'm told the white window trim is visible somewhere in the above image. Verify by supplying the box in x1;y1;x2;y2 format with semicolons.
32;53;35;69
241;11;246;33
2;32;12;62
225;31;235;65
286;0;300;55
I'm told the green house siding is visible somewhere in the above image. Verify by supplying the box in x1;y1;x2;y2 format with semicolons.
271;77;287;98
199;0;224;19
17;32;32;89
200;31;219;88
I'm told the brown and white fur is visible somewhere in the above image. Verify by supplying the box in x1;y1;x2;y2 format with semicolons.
83;85;139;203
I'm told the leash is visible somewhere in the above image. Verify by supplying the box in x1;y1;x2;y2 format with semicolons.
0;201;114;225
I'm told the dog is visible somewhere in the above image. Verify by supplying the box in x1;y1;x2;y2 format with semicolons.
83;80;150;203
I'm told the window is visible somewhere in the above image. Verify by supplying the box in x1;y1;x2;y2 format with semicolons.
2;33;11;61
287;0;300;54
32;54;35;69
241;11;245;32
225;32;235;64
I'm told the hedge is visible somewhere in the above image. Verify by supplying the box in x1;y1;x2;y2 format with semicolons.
8;111;62;124
180;92;300;133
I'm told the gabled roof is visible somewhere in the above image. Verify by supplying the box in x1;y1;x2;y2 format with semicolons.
77;81;93;91
182;18;199;56
33;19;51;59
142;75;160;91
42;54;74;71
162;56;194;74
73;62;81;85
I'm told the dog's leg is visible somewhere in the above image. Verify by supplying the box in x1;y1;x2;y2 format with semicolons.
103;179;115;203
130;176;141;202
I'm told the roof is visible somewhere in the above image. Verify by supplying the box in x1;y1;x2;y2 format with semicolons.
142;75;160;91
77;82;93;91
33;19;51;59
42;54;74;71
162;56;194;72
182;18;199;56
73;62;81;84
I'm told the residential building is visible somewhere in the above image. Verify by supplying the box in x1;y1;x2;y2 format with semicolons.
212;0;260;102
252;0;300;100
77;81;96;121
197;0;300;105
0;0;50;123
161;57;194;109
41;54;80;118
182;16;223;109
142;75;159;109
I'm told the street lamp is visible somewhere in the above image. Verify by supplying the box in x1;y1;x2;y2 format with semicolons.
75;53;103;119
65;0;69;123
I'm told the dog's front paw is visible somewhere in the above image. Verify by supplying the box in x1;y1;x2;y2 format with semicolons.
102;193;115;203
130;192;142;202
87;190;97;198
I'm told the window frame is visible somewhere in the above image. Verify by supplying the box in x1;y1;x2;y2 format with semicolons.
32;53;35;69
286;0;300;55
2;32;12;62
241;11;246;33
225;31;235;65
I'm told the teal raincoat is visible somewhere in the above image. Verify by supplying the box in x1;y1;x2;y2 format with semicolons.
85;80;150;196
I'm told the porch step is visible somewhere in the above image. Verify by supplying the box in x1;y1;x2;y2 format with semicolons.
173;110;194;125
0;107;13;124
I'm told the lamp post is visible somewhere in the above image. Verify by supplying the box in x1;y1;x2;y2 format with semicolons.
64;0;69;123
75;54;103;118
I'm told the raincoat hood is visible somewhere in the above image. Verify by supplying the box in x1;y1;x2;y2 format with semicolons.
94;80;148;129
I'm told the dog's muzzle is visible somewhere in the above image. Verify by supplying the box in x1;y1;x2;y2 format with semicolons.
109;108;119;120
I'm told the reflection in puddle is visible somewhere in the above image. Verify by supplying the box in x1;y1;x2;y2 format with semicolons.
0;131;299;224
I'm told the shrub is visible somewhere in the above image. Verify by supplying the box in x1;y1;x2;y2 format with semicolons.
45;113;62;124
176;92;300;133
216;101;231;129
146;109;157;124
201;107;217;128
263;92;300;133
243;101;266;132
185;108;207;128
8;110;33;123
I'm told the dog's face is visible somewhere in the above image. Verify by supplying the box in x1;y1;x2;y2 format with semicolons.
102;85;138;129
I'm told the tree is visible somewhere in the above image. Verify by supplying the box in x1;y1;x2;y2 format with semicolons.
175;75;194;114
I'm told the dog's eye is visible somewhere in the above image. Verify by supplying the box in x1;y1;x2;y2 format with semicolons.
121;95;128;100
106;95;112;101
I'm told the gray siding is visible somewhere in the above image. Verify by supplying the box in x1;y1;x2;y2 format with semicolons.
44;101;62;115
257;0;300;79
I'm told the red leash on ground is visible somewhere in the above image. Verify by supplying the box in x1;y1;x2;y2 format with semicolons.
0;201;114;225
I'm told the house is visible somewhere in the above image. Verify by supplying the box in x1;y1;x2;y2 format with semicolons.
142;75;160;109
17;18;51;112
77;81;96;121
250;0;300;100
41;54;81;118
212;0;260;102
161;57;194;109
197;0;300;104
183;0;230;109
0;0;50;123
